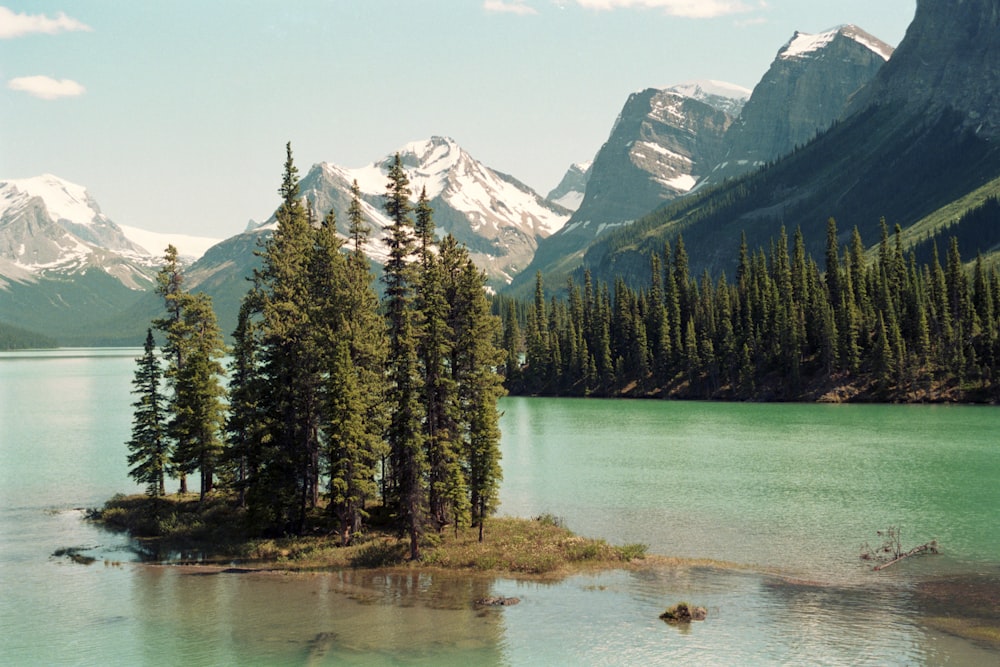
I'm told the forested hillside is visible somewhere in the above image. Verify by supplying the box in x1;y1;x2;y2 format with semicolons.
0;322;56;350
580;106;1000;291
499;219;1000;403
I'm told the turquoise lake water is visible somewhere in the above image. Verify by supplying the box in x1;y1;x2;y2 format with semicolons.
1;348;998;665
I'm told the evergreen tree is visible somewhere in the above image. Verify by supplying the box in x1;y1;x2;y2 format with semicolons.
415;193;461;530
324;184;389;543
167;292;227;502
126;329;169;497
347;179;370;255
224;296;265;508
501;300;523;389
252;142;324;533
449;251;506;540
382;153;427;560
153;244;192;494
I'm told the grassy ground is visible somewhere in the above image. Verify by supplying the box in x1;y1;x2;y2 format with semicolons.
91;494;648;577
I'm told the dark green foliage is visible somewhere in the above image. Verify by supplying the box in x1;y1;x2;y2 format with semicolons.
166;292;227;502
0;321;56;349
126;145;506;554
382;154;427;559
152;245;228;498
503;223;1000;401
126;329;169;496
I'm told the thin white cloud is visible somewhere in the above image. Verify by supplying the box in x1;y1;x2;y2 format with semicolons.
483;1;538;16
8;75;86;100
573;0;758;19
0;6;92;38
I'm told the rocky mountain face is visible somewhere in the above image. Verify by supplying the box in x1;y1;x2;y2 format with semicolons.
0;175;225;344
517;82;749;284
0;175;152;289
848;0;1000;137
546;161;592;212
517;23;893;289
582;0;1000;285
707;25;892;184
570;82;746;230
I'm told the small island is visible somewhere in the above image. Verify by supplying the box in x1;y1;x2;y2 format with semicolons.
91;493;648;577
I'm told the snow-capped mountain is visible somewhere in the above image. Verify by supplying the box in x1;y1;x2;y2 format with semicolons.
0;175;221;287
0;175;154;288
518;81;748;282
705;25;892;186
666;80;752;117
573;80;750;226
546;161;592;212
584;1;1000;286
249;136;570;285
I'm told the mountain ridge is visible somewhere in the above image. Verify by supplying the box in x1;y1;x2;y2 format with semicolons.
579;0;1000;287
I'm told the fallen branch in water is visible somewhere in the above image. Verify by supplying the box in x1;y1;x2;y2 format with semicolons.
860;527;939;570
873;540;939;571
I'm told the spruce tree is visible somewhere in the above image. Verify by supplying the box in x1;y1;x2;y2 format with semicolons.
153;244;192;494
225;296;265;508
324;184;389;543
382;153;427;560
253;142;324;533
167;292;227;501
448;248;505;540
414;192;461;530
127;329;169;497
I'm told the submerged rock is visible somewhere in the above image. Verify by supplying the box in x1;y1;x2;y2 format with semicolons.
660;602;707;623
475;596;520;607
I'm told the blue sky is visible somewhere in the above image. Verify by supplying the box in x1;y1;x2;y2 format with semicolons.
1;1;915;238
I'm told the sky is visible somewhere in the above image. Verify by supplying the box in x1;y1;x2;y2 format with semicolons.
1;0;916;240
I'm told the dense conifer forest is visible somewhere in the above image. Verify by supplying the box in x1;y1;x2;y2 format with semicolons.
498;218;1000;403
127;145;506;555
0;322;56;350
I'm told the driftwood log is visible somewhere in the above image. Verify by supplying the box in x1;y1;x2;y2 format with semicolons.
873;540;939;571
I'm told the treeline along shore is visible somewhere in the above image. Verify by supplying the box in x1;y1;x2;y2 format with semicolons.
496;218;1000;403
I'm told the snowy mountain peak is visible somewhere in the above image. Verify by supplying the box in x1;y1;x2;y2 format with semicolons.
273;137;569;285
0;174;106;226
665;80;750;117
668;80;752;103
780;25;894;62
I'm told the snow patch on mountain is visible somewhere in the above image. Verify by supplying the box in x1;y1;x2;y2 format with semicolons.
342;137;569;237
781;25;894;62
667;80;751;116
1;174;106;225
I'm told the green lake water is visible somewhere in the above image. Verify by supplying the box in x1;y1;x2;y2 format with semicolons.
1;349;998;665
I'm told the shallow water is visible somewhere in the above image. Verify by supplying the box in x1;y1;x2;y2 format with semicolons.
1;349;998;665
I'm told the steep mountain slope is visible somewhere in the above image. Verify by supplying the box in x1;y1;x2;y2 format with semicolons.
847;0;1000;136
582;0;1000;285
546;161;592;212
514;81;749;287
0;175;151;287
706;25;892;185
0;175;224;344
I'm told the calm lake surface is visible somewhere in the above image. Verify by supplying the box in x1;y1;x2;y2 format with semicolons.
1;348;999;665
